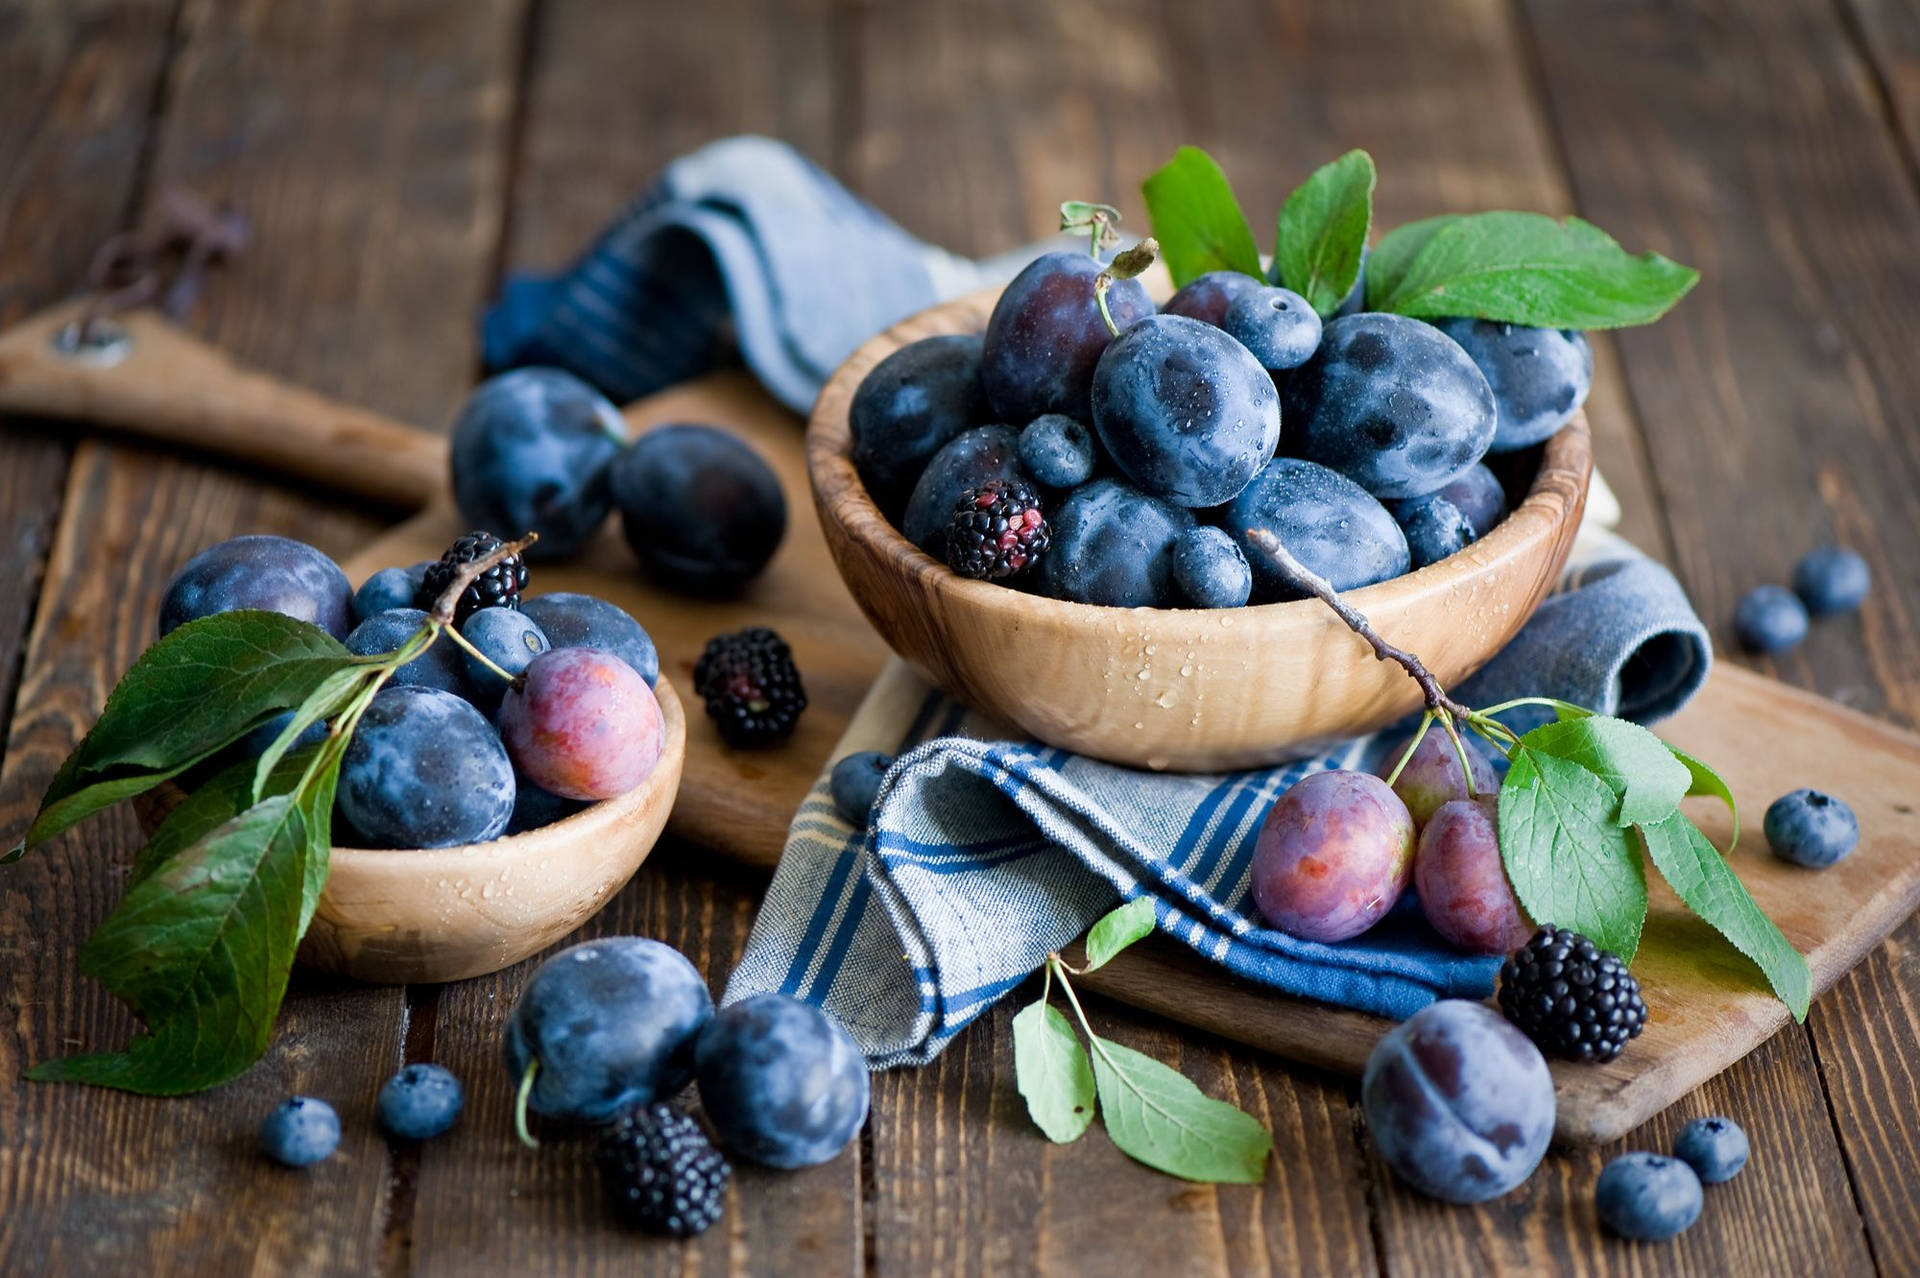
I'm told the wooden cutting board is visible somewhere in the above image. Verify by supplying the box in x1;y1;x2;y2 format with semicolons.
6;298;1920;1144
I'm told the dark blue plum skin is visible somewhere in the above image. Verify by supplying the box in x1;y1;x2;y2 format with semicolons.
346;608;473;698
159;535;354;640
259;1097;341;1168
695;994;870;1169
450;367;626;562
829;751;893;827
849;334;988;515
520;592;658;687
1405;463;1508;539
1224;286;1322;371
353;563;430;624
901;425;1025;559
1763;788;1858;868
1793;546;1871;615
1392;496;1478;569
1018;414;1097;490
1161;270;1263;327
1596;1152;1704;1240
981;251;1154;423
1733;585;1808;654
337;686;514;848
1672;1116;1749;1184
611;424;786;595
506;772;587;834
1283;313;1497;500
378;1063;465;1141
1038;478;1195;607
503;937;714;1124
1226;458;1410;599
1432;319;1592;453
1171;526;1252;608
1091;314;1281;507
460;607;550;711
1361;1000;1555;1203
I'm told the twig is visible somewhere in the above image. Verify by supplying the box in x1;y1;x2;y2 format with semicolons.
427;532;539;626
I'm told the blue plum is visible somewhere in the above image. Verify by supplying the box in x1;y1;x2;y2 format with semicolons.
1226;458;1411;599
901;425;1025;560
1018;413;1098;490
1171;526;1252;609
520;592;658;687
353;562;430;624
981;250;1153;423
1362;999;1555;1203
506;773;588;835
1394;496;1478;569
1596;1152;1703;1240
259;1096;341;1168
450;367;626;561
1673;1116;1748;1184
1161;269;1262;327
695;994;870;1168
1432;319;1592;453
504;937;714;1125
1733;585;1808;653
345;608;471;698
1037;478;1195;607
1223;286;1322;370
849;334;989;514
829;751;893;827
1389;463;1507;544
337;685;514;848
159;535;354;640
379;1063;464;1141
460;606;550;711
1283;313;1497;499
1793;546;1871;616
610;424;786;595
1090;314;1280;507
1763;788;1858;868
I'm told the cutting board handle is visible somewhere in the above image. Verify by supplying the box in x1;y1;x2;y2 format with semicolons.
0;298;445;509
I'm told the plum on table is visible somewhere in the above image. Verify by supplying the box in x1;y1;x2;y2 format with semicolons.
850;334;989;514
981;250;1153;424
1037;478;1195;607
695;994;869;1169
336;685;515;848
1250;770;1416;943
1431;319;1592;453
610;424;786;595
1225;457;1410;600
159;534;355;640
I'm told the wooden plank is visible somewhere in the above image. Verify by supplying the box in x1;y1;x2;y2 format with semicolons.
1844;0;1920;184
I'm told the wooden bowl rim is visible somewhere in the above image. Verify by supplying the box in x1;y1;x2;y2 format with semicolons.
808;289;1593;631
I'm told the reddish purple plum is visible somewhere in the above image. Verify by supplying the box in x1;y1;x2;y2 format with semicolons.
1414;798;1531;955
499;647;663;801
1379;730;1499;829
980;251;1153;423
1250;770;1415;943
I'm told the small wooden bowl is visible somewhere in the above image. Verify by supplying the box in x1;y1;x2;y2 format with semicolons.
808;291;1593;770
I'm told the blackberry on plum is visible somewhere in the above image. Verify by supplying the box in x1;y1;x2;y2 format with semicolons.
610;424;786;595
981;249;1153;423
379;1063;464;1141
829;751;893;827
1226;457;1409;599
1038;478;1195;608
694;994;870;1169
520;592;659;687
1496;925;1648;1063
849;334;989;514
1223;285;1321;370
1763;788;1857;868
901;425;1026;560
159;534;355;640
346;608;473;698
1431;319;1592;453
1160;269;1261;327
416;531;529;625
944;478;1050;580
1793;546;1870;615
336;685;516;849
694;627;807;749
499;647;664;801
1171;527;1252;609
1596;1153;1703;1241
1017;414;1097;490
1733;584;1808;654
259;1096;341;1168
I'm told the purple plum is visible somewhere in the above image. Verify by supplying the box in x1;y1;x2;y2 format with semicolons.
1379;729;1499;829
1250;770;1416;943
1414;798;1531;955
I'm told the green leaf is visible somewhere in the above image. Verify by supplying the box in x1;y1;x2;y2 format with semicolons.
1498;747;1648;961
1370;211;1699;328
251;664;370;802
1364;214;1462;309
1083;897;1156;972
1274;150;1375;318
1140;146;1263;288
1639;812;1811;1020
1670;746;1739;847
1519;716;1692;826
1089;1036;1272;1183
130;746;319;886
1012;1000;1096;1143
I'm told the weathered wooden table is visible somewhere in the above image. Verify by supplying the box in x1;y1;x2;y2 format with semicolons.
3;1;1917;1274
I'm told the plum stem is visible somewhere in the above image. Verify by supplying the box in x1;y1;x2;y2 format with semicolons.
426;531;540;627
440;622;522;687
514;1059;541;1150
1095;274;1122;338
1382;713;1434;789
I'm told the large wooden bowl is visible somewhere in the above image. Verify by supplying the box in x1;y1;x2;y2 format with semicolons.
808;292;1593;770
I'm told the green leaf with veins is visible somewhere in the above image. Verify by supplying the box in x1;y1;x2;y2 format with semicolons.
1498;747;1648;961
1274;149;1375;318
1669;746;1739;847
1363;214;1462;310
1012;999;1097;1143
1518;716;1692;826
1140;146;1263;287
1089;1035;1272;1183
1083;897;1156;972
131;746;319;887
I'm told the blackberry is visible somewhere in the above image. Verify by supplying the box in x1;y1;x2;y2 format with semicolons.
416;531;528;624
944;478;1050;580
1496;925;1648;1063
694;626;807;749
596;1103;731;1237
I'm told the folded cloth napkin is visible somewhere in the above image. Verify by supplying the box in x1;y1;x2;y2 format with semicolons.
724;530;1712;1067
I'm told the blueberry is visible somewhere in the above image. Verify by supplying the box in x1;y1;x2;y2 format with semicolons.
1733;585;1808;653
1672;1115;1749;1184
1390;493;1479;569
504;937;714;1127
1763;788;1858;868
1596;1152;1703;1240
337;685;515;848
1018;414;1098;490
1161;270;1263;327
506;772;588;834
610;425;786;595
901;425;1025;560
695;994;869;1168
378;1063;465;1141
1283;313;1497;500
829;751;893;827
345;608;473;698
459;607;550;711
1227;458;1411;600
1171;526;1252;608
353;563;430;624
520;592;658;687
1038;478;1195;607
1223;286;1322;370
159;535;355;640
1792;547;1871;616
1431;319;1592;452
981;250;1154;423
850;334;989;515
259;1096;340;1167
450;368;626;562
1090;314;1281;507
